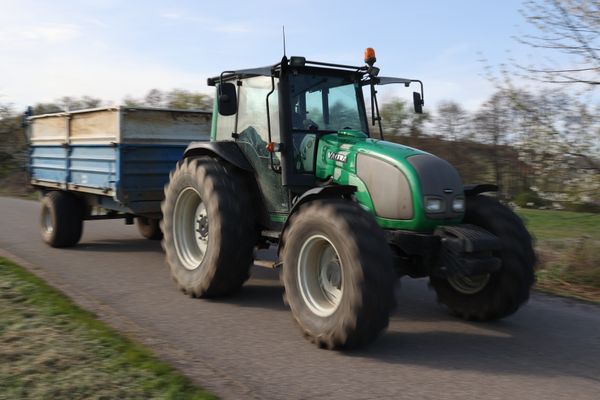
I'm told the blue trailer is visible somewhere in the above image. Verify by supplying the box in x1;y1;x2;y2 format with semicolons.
27;106;211;246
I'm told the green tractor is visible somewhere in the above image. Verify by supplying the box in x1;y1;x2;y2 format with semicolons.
161;49;535;349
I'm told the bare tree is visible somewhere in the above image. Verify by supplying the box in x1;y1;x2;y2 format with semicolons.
506;87;600;203
31;96;103;114
379;98;431;137
144;89;164;107
408;111;430;138
435;101;468;142
517;0;600;86
165;89;212;110
379;98;411;136
124;89;212;110
32;102;64;114
57;96;103;111
0;101;27;171
472;90;519;190
122;95;142;107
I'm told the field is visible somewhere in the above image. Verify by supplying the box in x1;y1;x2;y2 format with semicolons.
517;209;600;241
517;209;600;302
0;257;215;400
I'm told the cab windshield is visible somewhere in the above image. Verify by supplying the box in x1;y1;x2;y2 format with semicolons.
288;72;367;134
287;71;367;174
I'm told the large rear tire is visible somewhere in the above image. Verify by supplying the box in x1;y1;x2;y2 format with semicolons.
430;195;535;321
40;191;84;248
281;199;396;349
161;157;256;298
136;217;163;240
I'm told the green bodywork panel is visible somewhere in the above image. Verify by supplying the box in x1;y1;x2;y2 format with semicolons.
315;130;462;232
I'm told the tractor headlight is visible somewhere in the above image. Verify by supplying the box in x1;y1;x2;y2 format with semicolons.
452;197;465;212
424;197;444;213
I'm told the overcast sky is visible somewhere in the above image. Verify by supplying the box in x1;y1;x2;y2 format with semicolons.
1;0;548;111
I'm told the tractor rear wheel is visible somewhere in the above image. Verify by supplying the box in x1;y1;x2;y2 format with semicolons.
161;157;256;297
281;199;396;349
430;195;535;321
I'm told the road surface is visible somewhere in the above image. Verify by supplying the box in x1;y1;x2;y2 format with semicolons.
1;196;599;399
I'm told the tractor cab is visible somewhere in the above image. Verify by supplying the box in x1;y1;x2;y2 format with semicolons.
206;50;424;214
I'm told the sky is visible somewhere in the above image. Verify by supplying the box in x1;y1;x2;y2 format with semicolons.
0;0;550;111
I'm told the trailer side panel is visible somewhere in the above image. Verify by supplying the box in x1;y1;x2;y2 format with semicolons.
28;107;211;215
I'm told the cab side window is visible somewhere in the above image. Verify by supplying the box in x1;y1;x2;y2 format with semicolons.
236;76;280;164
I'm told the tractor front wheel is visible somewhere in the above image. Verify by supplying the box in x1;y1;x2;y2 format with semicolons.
430;195;535;321
281;199;396;349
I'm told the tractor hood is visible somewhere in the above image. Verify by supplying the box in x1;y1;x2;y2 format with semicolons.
315;130;464;231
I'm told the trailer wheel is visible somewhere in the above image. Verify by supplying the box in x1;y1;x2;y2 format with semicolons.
136;217;163;240
281;199;396;349
40;191;84;248
161;157;256;298
430;195;535;321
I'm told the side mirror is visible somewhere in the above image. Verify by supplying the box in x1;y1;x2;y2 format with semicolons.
218;82;237;116
413;92;423;114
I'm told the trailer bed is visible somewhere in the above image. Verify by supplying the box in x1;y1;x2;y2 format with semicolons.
28;106;211;215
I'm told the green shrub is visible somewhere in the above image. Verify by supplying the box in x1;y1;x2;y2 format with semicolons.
564;202;600;214
564;237;600;288
513;190;545;208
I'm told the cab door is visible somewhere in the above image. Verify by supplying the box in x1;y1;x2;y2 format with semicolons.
214;76;290;216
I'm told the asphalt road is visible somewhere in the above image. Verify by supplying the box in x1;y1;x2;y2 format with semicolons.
1;196;600;399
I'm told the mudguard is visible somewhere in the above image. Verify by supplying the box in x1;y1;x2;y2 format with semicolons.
464;184;498;197
278;185;357;254
183;141;253;172
291;185;357;215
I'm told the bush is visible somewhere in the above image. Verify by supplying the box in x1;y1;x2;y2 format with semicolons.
535;237;600;302
564;202;600;214
564;237;600;289
513;190;545;208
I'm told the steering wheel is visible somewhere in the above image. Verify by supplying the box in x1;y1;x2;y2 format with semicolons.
298;134;316;172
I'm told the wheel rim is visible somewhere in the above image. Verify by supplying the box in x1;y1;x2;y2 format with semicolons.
297;235;343;317
447;274;490;295
41;204;53;234
173;187;208;271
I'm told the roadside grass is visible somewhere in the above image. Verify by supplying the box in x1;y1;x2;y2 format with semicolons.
517;209;600;241
517;209;600;303
0;257;216;400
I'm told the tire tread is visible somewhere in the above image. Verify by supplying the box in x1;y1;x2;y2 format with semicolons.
161;156;256;298
430;195;536;321
282;199;395;349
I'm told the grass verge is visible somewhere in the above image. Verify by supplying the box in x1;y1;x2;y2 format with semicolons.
0;257;216;400
517;209;600;303
517;209;600;241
